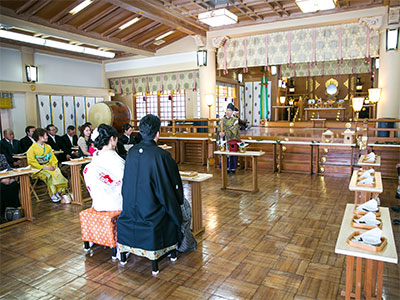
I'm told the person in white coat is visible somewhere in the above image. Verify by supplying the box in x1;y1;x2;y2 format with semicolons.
83;124;125;211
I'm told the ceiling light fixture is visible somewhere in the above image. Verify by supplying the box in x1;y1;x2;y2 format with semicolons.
119;17;140;30
0;29;115;58
69;0;93;15
295;0;336;13
198;8;238;27
155;30;175;41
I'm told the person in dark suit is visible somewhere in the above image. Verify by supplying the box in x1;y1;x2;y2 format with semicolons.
45;124;69;161
0;128;23;167
61;125;79;158
20;126;35;153
119;123;135;145
116;123;135;160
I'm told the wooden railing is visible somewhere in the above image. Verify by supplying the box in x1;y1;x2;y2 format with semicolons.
130;118;220;136
355;119;400;138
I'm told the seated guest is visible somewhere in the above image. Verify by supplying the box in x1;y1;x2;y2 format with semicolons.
119;123;135;145
0;128;23;167
117;114;183;260
78;123;93;157
46;124;69;161
20;126;35;153
61;125;79;158
27;128;68;203
0;153;20;223
116;123;135;159
83;124;125;211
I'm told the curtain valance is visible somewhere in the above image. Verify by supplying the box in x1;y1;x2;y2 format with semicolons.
280;59;371;78
109;71;199;95
217;22;379;71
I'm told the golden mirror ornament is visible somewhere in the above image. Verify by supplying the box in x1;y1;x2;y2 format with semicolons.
321;156;327;163
346;123;352;129
323;148;329;154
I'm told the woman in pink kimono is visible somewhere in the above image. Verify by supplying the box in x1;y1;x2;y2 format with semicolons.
83;124;125;211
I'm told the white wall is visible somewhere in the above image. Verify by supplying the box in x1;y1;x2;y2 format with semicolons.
9;93;26;139
34;53;103;88
155;36;198;56
0;47;22;82
105;51;198;78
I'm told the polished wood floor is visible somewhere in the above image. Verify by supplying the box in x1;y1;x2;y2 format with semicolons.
1;165;399;300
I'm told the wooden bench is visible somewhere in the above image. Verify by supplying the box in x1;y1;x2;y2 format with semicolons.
311;118;326;128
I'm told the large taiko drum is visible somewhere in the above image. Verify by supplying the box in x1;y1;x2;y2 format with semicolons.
88;101;131;132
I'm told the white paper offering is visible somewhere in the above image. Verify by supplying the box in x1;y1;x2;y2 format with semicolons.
360;170;374;179
353;228;382;245
357;199;378;212
356;212;380;226
358;177;375;185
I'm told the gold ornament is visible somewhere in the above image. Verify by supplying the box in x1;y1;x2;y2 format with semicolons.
284;138;289;141
323;148;329;153
321;157;327;163
289;122;294;127
345;122;351;129
319;167;325;173
349;118;353;122
282;146;287;152
30;85;36;91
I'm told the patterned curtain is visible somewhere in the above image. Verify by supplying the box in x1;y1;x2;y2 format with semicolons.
281;59;370;77
217;22;379;70
37;95;104;134
109;71;199;95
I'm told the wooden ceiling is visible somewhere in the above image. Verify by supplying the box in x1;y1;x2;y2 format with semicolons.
0;0;392;60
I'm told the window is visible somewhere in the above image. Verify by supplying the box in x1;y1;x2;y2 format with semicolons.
147;92;158;116
160;94;172;126
173;90;186;120
135;93;147;120
135;90;186;120
216;83;235;118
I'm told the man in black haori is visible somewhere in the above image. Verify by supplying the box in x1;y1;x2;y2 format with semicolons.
117;114;183;270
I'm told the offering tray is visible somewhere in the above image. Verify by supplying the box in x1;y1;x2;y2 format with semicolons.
346;231;387;252
180;171;198;177
356;170;376;187
354;205;381;217
0;170;9;176
351;215;382;230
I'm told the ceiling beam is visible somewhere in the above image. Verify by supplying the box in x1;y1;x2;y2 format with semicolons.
0;13;155;56
274;1;290;16
104;0;207;36
49;0;82;23
23;0;52;17
121;22;162;42
227;0;256;21
101;14;139;37
140;28;173;47
15;0;37;15
236;0;263;20
77;6;119;30
83;7;125;32
263;0;282;17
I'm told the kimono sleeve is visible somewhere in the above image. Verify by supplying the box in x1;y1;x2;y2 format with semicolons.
154;152;183;228
27;146;40;170
48;146;59;167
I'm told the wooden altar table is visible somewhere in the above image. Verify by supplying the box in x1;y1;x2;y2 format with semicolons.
0;168;38;228
61;158;92;205
335;204;397;300
349;171;383;204
214;150;265;192
180;172;213;236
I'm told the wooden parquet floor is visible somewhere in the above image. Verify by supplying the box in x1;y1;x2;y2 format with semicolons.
1;165;399;300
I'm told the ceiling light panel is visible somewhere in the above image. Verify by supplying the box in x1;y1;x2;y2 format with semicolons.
119;17;140;30
198;9;238;27
69;0;93;15
155;30;175;41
